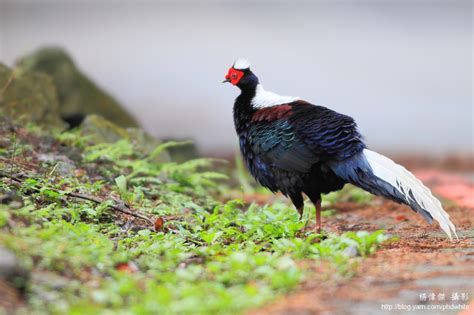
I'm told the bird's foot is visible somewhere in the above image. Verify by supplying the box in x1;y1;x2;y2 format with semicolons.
317;229;328;240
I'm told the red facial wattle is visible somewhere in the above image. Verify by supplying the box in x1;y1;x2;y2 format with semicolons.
225;68;244;85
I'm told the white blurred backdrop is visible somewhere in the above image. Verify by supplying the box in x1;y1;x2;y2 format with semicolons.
0;0;472;154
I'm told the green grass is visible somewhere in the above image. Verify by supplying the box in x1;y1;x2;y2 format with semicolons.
0;122;394;314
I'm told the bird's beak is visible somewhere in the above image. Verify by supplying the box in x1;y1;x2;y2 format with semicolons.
223;74;231;83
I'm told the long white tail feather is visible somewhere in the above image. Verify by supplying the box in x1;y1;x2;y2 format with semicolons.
363;149;458;240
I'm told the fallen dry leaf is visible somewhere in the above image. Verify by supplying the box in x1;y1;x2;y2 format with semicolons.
154;217;164;232
115;262;138;273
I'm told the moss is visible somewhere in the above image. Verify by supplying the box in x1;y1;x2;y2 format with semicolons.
80;114;170;162
0;63;66;129
16;47;139;128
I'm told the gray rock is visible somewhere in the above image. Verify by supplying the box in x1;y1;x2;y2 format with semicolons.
80;115;170;162
0;246;29;291
16;47;139;128
0;63;66;129
80;114;130;144
343;244;360;258
37;154;77;176
163;139;200;163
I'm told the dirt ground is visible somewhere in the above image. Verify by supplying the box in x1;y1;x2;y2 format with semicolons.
249;169;474;315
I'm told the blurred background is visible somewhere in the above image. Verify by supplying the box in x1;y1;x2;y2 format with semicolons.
0;0;472;155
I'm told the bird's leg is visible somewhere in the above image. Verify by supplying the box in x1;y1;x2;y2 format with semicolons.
315;199;322;234
305;193;323;234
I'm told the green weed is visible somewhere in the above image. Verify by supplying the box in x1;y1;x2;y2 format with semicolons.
0;122;394;315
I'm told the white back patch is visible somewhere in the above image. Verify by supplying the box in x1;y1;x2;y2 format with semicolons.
233;58;251;70
251;84;300;108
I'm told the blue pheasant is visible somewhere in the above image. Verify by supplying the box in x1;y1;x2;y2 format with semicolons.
224;58;457;239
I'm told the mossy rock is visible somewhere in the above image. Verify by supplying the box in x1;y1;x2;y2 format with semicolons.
80;115;129;144
162;139;200;162
0;63;66;129
81;115;170;162
16;47;139;128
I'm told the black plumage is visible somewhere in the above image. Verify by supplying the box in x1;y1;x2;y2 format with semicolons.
236;99;359;215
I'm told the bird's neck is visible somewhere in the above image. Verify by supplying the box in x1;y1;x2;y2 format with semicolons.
233;85;258;133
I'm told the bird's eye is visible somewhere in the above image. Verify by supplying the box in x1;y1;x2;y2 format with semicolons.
231;73;237;79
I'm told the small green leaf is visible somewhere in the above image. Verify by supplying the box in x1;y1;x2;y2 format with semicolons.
137;229;152;237
115;175;127;194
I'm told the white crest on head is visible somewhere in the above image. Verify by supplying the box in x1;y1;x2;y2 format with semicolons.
233;58;251;70
251;84;300;108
